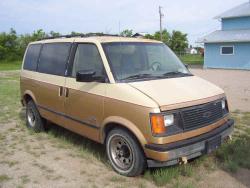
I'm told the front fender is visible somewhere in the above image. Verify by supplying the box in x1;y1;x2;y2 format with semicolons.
100;116;147;147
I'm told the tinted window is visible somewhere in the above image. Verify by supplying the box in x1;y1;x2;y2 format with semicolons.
221;46;234;55
23;44;41;71
38;43;71;76
72;44;104;77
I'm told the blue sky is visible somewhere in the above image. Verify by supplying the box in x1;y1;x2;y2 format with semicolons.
0;0;247;45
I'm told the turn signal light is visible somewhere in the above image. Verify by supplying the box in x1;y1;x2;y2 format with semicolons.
151;115;166;135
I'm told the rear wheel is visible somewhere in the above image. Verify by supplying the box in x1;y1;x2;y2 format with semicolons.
106;128;146;176
26;100;45;132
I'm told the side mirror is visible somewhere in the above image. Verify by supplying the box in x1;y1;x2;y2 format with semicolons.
76;70;96;82
76;70;106;83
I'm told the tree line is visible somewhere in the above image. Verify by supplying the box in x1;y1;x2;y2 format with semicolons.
120;29;188;54
0;28;188;61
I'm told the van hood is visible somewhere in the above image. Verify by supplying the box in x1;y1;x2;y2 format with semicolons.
129;76;224;109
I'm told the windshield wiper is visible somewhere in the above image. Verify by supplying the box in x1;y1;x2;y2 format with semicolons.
161;71;192;77
120;73;154;81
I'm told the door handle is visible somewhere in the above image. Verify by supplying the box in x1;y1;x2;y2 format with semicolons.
64;88;69;97
58;86;63;96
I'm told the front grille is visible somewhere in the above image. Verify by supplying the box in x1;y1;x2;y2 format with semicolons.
181;100;223;130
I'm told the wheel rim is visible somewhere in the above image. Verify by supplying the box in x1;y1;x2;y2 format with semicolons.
110;136;133;170
27;107;36;127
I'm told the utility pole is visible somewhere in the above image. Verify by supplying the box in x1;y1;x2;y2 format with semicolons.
159;6;164;41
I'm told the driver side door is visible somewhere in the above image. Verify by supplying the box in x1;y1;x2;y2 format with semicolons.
62;43;107;142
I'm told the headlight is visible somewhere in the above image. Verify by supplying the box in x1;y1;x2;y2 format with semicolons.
221;100;226;110
221;99;229;114
164;114;174;126
150;113;175;135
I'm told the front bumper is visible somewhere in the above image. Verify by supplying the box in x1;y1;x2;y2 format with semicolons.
145;119;234;167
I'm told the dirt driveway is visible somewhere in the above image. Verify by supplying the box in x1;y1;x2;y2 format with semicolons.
190;68;250;112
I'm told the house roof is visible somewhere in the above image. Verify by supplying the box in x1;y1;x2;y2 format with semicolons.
214;2;250;19
197;29;250;43
132;32;148;37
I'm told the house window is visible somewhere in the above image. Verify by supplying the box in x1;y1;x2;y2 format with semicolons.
220;46;234;55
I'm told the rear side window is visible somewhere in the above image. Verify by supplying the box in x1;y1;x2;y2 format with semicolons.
38;43;71;76
23;44;41;71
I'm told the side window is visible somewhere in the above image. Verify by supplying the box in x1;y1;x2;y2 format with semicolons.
72;44;104;77
38;43;71;76
23;44;41;71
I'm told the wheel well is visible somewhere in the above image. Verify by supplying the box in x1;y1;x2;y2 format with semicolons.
103;123;145;153
23;94;33;105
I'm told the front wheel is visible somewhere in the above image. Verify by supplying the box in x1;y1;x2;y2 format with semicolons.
106;128;146;176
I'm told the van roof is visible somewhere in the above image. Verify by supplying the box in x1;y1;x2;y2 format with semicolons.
30;36;162;44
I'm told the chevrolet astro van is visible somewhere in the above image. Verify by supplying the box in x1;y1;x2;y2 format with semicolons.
20;35;234;176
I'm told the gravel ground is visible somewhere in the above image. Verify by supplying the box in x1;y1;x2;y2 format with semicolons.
190;68;250;112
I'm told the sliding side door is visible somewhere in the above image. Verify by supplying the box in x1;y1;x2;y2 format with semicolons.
36;42;71;125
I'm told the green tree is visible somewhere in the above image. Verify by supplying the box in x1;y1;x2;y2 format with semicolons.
16;29;48;58
145;29;188;53
32;29;47;40
169;30;188;54
120;29;133;37
144;29;171;45
71;31;84;36
153;29;171;45
0;28;18;60
144;34;154;39
49;31;60;37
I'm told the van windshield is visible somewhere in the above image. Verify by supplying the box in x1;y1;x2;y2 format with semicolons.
102;42;191;82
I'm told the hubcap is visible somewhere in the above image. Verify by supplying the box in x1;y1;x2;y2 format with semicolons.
27;108;36;127
110;136;133;170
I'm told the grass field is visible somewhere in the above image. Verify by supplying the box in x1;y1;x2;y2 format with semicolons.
0;71;249;187
179;54;204;65
0;61;22;71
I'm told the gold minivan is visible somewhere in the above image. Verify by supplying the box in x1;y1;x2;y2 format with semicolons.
20;35;234;176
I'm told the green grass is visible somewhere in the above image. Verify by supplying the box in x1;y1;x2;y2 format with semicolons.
110;176;126;183
216;131;250;172
0;72;21;123
144;163;197;186
0;60;22;71
179;54;204;65
0;174;11;182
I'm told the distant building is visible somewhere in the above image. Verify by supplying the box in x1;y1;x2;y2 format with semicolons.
186;47;198;54
198;1;250;70
132;32;148;38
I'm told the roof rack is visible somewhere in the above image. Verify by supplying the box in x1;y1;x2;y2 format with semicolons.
41;33;120;40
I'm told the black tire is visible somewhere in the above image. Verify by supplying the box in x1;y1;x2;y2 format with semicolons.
106;128;146;177
26;100;45;132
